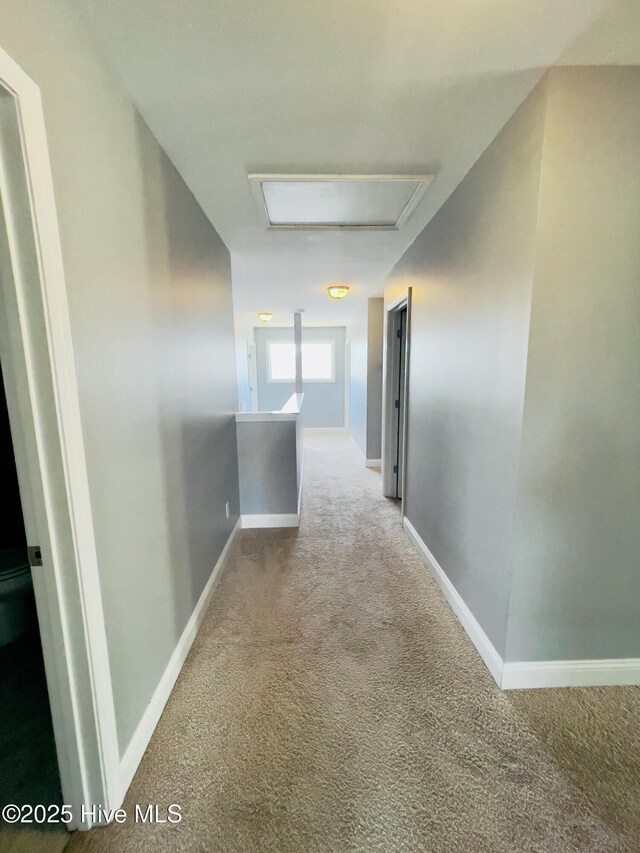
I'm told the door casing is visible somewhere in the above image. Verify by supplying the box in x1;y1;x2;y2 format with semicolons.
381;289;412;509
0;47;122;827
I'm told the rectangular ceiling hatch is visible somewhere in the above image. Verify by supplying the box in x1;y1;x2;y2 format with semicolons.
248;174;434;230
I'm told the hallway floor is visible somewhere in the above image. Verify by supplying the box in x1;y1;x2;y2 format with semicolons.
69;435;639;852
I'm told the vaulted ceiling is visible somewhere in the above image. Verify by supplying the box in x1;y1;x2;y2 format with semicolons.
70;0;636;326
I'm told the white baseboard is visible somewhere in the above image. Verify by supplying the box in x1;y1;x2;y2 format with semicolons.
120;518;241;792
365;458;381;468
241;513;299;528
501;658;640;689
402;517;503;686
402;516;640;691
304;427;347;435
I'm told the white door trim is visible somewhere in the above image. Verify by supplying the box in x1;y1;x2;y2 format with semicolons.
381;289;412;504
0;48;121;827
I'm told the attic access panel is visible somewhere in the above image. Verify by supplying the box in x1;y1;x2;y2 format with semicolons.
249;174;434;230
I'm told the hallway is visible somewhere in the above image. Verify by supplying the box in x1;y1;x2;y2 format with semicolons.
69;436;639;852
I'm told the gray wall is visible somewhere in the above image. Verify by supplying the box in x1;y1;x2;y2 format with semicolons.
387;66;640;665
255;326;346;428
366;298;384;460
349;298;384;460
506;67;640;662
236;419;299;515
349;311;367;455
386;82;548;657
0;0;240;751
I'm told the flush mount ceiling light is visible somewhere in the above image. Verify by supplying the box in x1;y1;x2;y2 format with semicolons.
257;312;273;322
327;285;350;300
248;174;434;230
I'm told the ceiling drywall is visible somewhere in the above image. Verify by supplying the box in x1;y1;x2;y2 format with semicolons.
559;0;640;65
70;0;630;327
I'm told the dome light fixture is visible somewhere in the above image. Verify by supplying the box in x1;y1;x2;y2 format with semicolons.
257;312;273;322
327;285;350;300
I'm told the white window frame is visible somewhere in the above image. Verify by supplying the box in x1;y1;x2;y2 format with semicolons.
267;338;336;384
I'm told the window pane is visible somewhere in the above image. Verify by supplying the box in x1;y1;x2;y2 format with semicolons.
268;340;334;382
269;342;295;381
302;342;333;381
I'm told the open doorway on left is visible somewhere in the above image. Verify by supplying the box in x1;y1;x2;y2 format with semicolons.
0;361;65;848
0;46;122;842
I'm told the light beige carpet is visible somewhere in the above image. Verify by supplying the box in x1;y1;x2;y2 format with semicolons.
67;435;640;852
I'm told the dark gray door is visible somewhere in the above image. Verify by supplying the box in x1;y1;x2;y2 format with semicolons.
395;306;408;499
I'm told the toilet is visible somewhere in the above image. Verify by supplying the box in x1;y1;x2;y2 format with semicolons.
0;548;34;646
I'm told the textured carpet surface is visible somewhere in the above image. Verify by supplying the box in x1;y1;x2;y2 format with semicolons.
68;435;640;852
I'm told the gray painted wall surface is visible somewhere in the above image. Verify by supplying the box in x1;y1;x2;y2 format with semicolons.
349;298;384;460
0;0;240;751
506;67;640;662
236;420;299;515
388;66;640;665
256;326;346;428
366;298;384;460
386;82;547;656
349;311;367;456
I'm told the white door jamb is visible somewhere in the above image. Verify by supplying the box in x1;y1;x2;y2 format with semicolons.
381;289;412;506
0;48;121;828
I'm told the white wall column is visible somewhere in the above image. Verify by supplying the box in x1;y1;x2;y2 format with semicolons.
294;311;303;395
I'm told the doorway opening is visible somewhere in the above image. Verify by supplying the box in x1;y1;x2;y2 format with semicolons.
0;360;63;826
394;305;408;499
382;290;412;506
0;48;121;830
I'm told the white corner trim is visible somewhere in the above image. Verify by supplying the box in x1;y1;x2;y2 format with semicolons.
120;519;241;793
402;517;504;686
501;658;640;690
297;469;303;518
349;433;365;460
241;513;299;528
402;516;640;691
349;435;380;467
